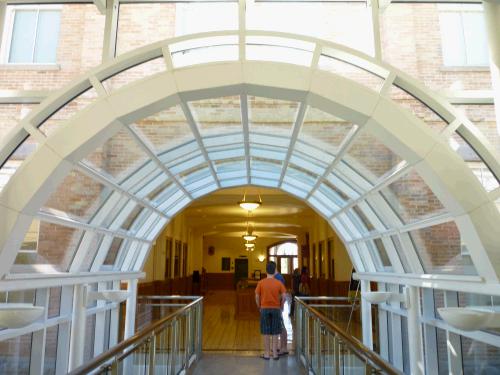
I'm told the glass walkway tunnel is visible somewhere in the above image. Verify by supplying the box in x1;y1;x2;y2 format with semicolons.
0;0;499;374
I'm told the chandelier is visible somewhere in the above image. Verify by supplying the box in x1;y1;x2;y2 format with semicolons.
238;191;262;212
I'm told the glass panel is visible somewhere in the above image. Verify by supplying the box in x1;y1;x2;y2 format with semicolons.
248;96;299;137
0;333;32;374
121;205;144;231
388;85;449;134
83;128;149;184
83;314;96;363
13;219;84;272
300;106;355;157
280;258;290;274
461;336;500;374
42;168;112;223
171;36;238;67
103;237;124;266
391;235;411;273
351;205;375;232
342;131;404;184
449;131;499;192
409;221;476;275
380;169;448;224
189;96;242;138
436;327;449;375
102;58;166;93
373;238;392;271
33;10;61;63
246;2;374;55
318;54;385;91
44;325;59;375
246;36;314;66
131;105;194;155
9;10;37;63
38;88;99;137
48;287;62;318
116;2;237;55
0;135;39;192
456;105;500;155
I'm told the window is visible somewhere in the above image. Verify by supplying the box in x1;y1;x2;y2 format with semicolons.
268;241;298;275
2;6;61;64
439;5;489;67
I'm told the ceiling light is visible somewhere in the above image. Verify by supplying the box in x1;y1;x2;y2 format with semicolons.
245;243;255;249
238;201;261;211
238;191;262;211
242;233;257;242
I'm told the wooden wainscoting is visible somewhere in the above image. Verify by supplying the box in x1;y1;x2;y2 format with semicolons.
205;273;235;290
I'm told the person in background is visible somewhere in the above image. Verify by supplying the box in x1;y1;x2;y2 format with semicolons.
299;266;311;296
255;261;287;360
273;264;289;356
290;268;301;317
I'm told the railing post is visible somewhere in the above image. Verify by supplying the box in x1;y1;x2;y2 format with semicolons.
333;335;340;375
360;280;373;350
124;279;138;339
148;333;156;375
196;301;203;358
68;284;87;371
314;320;321;374
407;286;424;375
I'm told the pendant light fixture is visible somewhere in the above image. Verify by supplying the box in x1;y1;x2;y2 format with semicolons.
238;191;262;212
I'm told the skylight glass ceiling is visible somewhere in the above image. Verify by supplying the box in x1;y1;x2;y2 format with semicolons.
13;90;474;277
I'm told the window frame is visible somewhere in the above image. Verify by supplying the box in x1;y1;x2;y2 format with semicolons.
1;4;62;65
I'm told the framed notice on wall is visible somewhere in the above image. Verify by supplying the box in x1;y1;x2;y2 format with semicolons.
221;257;230;271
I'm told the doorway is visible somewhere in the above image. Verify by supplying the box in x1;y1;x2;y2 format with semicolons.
234;258;248;286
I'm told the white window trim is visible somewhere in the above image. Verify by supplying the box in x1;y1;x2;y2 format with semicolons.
0;4;62;65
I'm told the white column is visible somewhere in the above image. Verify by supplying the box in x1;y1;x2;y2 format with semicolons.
30;288;50;375
444;291;463;375
483;0;500;133
369;0;382;61
102;0;119;62
124;279;138;339
406;286;424;375
68;284;87;371
360;279;373;349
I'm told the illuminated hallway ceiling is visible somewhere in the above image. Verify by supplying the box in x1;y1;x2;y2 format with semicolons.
182;187;314;239
0;30;498;293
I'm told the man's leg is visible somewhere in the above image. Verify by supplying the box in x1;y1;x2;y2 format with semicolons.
280;326;287;352
263;335;270;358
272;334;279;358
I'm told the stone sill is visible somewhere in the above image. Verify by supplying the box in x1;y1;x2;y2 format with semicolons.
440;65;490;73
0;63;61;71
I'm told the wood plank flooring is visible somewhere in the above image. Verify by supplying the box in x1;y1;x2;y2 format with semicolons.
202;290;265;351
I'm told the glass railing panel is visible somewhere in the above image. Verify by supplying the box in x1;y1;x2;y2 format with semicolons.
295;296;402;375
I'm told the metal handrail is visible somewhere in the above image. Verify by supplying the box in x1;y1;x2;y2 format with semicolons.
295;297;403;375
68;296;203;375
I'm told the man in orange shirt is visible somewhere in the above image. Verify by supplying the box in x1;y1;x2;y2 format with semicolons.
255;261;287;360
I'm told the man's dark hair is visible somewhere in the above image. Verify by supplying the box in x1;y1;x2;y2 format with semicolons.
266;261;276;275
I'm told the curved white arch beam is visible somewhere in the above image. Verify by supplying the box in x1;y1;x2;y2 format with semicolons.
0;60;498;282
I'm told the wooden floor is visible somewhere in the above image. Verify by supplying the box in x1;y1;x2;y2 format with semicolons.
203;290;266;351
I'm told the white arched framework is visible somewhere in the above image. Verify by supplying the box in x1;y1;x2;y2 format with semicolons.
0;31;499;372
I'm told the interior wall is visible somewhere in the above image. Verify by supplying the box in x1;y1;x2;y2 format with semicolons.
308;214;352;281
201;236;275;278
141;212;190;283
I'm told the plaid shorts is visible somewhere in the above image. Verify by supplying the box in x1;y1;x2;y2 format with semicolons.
260;308;282;335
